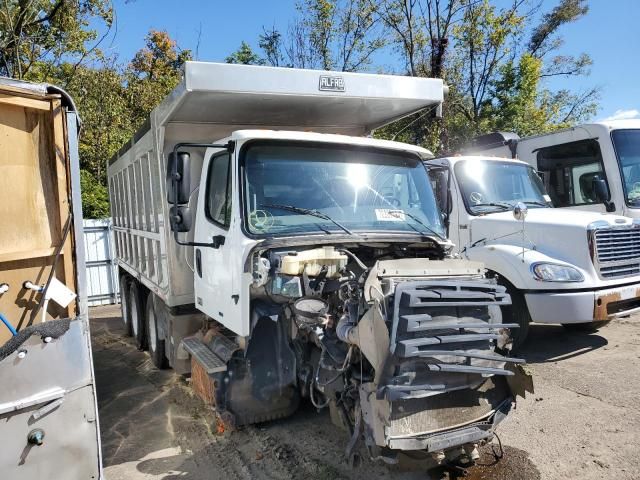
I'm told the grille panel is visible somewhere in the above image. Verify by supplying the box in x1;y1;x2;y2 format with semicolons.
594;227;640;278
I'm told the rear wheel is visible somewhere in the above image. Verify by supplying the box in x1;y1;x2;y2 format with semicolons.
119;275;132;336
563;320;611;332
499;283;531;351
146;292;168;369
129;281;147;351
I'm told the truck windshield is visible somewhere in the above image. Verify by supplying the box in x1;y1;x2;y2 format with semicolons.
612;129;640;206
242;142;445;238
454;160;550;215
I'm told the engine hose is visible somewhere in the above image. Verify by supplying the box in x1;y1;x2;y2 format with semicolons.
309;379;330;409
0;313;18;336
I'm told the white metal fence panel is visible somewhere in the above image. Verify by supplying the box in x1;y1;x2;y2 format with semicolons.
84;219;119;306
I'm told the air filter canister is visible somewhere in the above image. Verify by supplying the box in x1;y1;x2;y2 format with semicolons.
293;297;329;326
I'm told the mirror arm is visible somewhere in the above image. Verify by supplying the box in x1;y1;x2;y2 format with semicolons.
171;141;234;247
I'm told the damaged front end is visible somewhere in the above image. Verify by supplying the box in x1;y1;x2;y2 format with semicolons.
340;259;531;464
190;245;532;468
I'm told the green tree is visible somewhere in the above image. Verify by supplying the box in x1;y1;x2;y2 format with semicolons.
252;0;384;71
61;60;133;182
225;41;265;65
0;0;113;81
126;29;192;128
80;170;110;218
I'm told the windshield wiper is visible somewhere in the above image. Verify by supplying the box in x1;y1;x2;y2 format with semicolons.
260;203;354;235
523;201;549;207
471;202;512;211
400;211;448;242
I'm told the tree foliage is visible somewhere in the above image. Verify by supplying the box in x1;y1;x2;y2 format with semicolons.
314;0;597;152
226;41;265;65
126;29;192;128
80;169;110;218
0;1;600;217
0;0;113;80
255;0;384;71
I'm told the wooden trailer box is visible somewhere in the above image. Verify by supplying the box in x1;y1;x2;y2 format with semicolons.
0;81;78;345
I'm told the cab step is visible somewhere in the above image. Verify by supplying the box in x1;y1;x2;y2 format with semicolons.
181;337;227;373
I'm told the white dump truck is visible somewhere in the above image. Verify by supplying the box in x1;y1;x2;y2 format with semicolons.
0;78;102;478
107;62;531;468
467;121;640;219
426;155;640;347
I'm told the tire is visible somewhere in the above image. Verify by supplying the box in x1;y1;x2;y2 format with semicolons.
129;281;147;351
119;275;132;336
563;320;611;332
146;292;168;369
500;283;531;351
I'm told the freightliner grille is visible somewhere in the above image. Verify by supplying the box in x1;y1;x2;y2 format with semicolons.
594;227;640;278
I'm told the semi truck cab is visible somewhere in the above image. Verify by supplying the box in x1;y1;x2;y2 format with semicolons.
468;121;640;220
427;155;640;347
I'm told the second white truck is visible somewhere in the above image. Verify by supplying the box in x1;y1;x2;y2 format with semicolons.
427;155;640;347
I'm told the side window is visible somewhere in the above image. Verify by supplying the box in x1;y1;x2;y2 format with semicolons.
206;153;232;228
537;139;605;207
428;167;449;213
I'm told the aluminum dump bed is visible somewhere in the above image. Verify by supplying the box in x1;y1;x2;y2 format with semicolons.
108;62;448;307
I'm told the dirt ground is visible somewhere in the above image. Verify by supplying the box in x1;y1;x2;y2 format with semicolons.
91;304;640;480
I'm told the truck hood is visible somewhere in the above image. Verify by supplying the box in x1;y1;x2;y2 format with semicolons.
470;208;633;252
468;208;637;286
471;207;632;233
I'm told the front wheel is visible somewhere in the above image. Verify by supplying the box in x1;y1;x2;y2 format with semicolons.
500;284;531;351
563;320;611;332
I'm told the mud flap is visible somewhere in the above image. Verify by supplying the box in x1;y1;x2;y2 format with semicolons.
225;314;299;425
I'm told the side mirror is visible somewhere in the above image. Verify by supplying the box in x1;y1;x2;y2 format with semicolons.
592;176;610;203
166;151;191;204
170;205;192;232
513;202;528;221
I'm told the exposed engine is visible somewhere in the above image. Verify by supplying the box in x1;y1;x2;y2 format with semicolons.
203;242;530;467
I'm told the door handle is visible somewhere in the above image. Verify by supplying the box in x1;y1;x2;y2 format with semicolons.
195;249;202;277
212;235;225;249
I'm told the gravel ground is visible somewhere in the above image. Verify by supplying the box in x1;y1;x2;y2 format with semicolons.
91;304;640;480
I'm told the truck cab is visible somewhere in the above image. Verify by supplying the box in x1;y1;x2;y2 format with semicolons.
468;121;640;219
427;155;640;347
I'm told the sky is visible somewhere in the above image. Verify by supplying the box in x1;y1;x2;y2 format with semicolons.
103;0;640;121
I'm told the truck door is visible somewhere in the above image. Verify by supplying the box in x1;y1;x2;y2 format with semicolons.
193;150;238;331
536;139;609;213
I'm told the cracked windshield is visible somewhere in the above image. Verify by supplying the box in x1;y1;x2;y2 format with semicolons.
243;143;444;237
612;129;640;206
455;160;550;214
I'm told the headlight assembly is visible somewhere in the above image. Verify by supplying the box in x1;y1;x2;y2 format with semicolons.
531;262;584;282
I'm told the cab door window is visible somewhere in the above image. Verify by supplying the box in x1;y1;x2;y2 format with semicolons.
536;139;606;207
205;153;232;228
